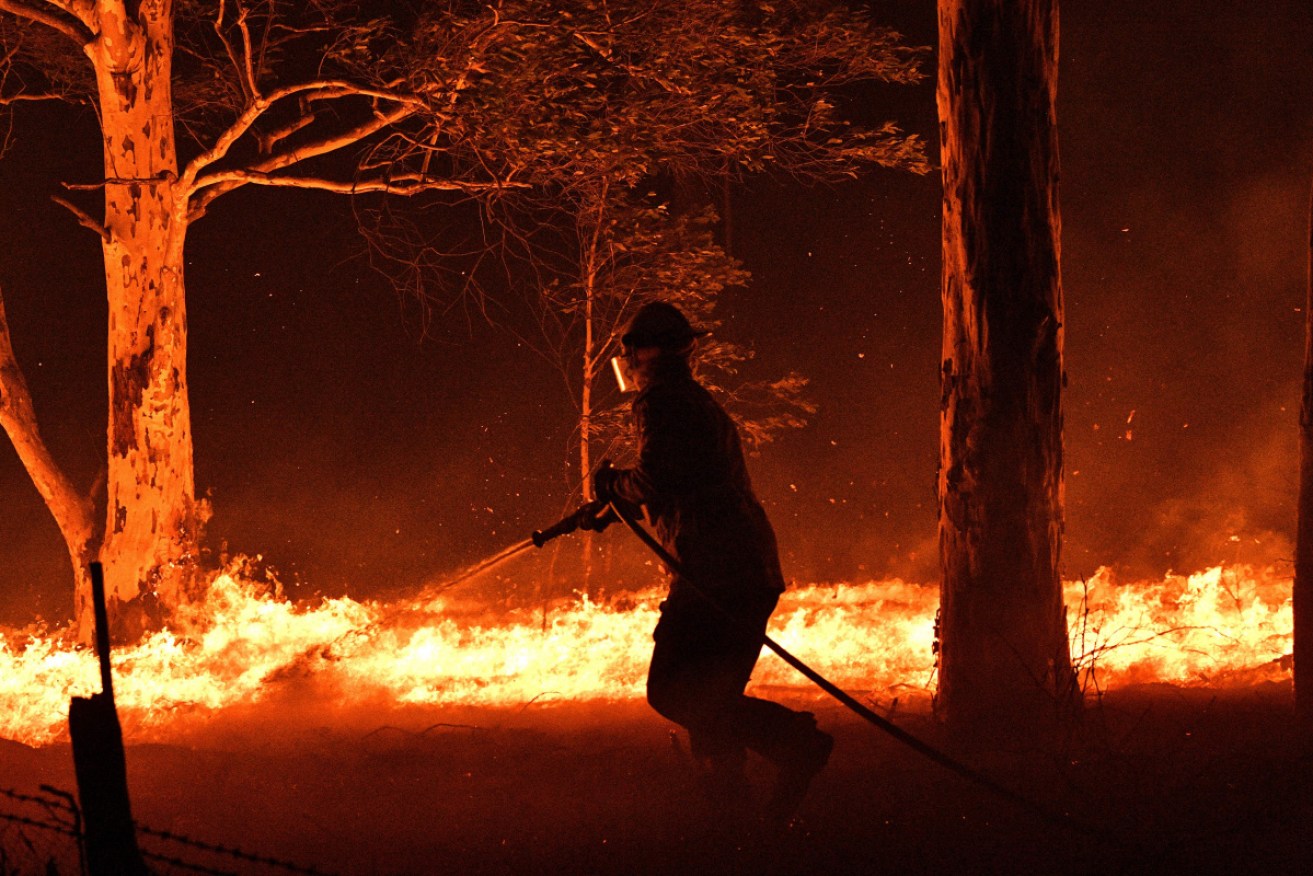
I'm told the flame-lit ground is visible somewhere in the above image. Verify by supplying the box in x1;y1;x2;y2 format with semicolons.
0;561;1302;875
0;562;1292;748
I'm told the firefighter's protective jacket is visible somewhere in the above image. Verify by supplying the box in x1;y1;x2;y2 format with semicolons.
610;358;786;610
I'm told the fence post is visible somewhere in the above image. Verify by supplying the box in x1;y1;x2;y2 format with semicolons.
68;561;148;876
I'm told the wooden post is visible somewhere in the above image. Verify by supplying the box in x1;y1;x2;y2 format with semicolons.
69;562;148;876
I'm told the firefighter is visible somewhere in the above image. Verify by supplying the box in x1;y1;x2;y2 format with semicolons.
594;301;833;824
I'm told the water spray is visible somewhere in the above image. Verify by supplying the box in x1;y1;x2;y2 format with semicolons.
425;501;612;594
426;539;536;594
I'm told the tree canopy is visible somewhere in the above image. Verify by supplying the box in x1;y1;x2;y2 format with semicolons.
0;0;926;634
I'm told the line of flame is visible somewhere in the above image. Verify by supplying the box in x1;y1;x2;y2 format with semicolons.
0;563;1291;747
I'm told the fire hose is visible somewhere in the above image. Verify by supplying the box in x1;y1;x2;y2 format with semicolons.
531;498;1122;851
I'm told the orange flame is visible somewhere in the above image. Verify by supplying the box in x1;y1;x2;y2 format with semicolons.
0;562;1292;748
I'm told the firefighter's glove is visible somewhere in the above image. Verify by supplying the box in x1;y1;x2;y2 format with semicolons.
592;460;621;504
582;502;618;533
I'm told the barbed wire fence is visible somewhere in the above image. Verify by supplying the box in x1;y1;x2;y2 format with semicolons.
135;823;335;876
0;784;335;876
0;785;82;875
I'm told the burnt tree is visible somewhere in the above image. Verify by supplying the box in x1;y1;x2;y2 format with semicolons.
1297;176;1313;740
935;0;1077;737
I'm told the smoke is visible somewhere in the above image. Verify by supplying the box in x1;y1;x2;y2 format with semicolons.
1090;400;1298;579
1062;145;1312;580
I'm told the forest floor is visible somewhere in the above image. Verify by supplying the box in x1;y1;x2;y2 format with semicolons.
1;682;1308;875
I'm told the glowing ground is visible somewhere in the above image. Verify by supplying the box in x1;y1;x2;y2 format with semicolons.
0;687;1304;875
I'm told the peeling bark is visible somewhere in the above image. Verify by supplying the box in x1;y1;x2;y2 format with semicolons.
936;0;1077;739
87;0;207;637
0;289;97;637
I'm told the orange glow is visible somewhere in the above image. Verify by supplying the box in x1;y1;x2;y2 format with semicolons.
0;562;1292;747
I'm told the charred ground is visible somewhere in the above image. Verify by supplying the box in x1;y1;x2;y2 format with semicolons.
1;686;1305;875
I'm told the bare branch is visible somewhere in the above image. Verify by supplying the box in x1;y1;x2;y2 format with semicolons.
0;0;94;44
235;1;259;99
44;0;94;29
191;168;526;197
180;80;416;187
0;91;62;105
50;193;108;240
188;102;416;212
0;286;96;566
63;173;174;189
212;0;254;102
256;107;315;155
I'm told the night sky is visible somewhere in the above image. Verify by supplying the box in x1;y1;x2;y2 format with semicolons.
2;1;1312;625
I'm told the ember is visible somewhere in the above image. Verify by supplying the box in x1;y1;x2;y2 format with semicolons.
0;562;1291;748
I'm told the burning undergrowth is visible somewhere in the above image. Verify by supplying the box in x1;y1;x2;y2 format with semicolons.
0;560;1292;748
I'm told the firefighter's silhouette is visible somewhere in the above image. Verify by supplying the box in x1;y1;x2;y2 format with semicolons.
595;302;833;822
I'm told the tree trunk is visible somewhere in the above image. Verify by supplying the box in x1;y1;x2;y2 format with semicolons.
1296;176;1313;742
0;290;97;636
580;242;598;596
88;2;205;637
581;362;597;595
935;0;1077;739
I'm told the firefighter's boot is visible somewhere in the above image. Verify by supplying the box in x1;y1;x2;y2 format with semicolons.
764;712;833;825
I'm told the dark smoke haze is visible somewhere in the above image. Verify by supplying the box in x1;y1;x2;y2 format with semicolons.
1;1;1311;624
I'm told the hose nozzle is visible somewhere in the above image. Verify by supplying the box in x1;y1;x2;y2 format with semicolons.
531;500;616;547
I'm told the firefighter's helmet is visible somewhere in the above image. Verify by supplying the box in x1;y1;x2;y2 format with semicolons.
620;302;708;351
